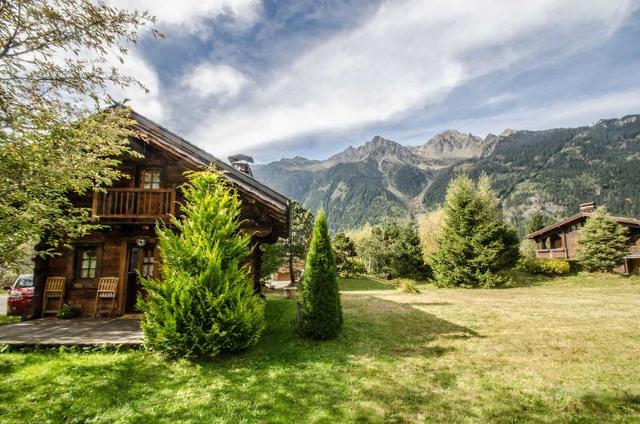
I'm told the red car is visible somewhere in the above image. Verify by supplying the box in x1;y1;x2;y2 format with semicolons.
5;274;34;316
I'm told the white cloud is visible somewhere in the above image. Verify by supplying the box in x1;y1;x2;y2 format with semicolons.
184;63;250;100
186;0;637;157
107;0;262;28
117;51;168;122
105;51;165;122
483;93;518;107
444;88;640;137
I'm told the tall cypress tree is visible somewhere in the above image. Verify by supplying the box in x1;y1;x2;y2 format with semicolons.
578;206;629;272
432;175;519;288
139;169;265;359
298;210;342;339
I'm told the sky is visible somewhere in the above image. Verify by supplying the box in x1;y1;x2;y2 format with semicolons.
109;0;640;163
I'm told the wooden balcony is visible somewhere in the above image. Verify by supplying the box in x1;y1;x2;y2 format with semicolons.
535;248;568;259
92;188;176;220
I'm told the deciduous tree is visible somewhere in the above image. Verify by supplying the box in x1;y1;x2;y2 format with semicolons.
283;201;313;285
0;0;159;268
359;221;428;279
332;232;362;277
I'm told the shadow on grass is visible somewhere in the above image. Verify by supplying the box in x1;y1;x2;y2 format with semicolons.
2;295;635;422
339;275;396;291
502;270;553;288
0;294;483;422
483;391;640;423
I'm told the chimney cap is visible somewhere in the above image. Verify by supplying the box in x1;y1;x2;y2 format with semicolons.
228;154;254;164
579;202;596;213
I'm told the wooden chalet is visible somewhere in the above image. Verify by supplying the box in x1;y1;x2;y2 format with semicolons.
526;202;640;274
31;111;290;318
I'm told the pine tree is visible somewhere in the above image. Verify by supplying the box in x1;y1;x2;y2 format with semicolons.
431;175;519;288
298;211;342;339
138;169;265;359
578;206;629;272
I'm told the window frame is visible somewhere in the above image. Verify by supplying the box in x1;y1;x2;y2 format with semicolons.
140;168;162;190
75;245;102;281
142;247;155;278
549;233;563;249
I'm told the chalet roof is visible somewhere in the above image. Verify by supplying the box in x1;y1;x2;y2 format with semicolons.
526;212;640;239
127;110;290;233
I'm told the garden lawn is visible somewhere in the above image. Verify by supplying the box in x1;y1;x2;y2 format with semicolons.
1;273;639;423
0;315;19;326
339;275;396;291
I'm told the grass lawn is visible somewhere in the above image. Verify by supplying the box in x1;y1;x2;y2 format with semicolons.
0;315;19;326
1;273;639;423
339;274;397;291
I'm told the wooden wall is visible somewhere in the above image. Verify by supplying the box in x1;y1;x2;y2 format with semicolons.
35;138;271;317
534;220;640;274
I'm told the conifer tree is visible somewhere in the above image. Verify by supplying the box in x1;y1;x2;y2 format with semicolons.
432;175;519;288
139;169;265;359
298;211;342;339
578;206;629;272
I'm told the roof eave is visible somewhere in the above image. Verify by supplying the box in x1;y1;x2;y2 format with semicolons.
128;110;290;217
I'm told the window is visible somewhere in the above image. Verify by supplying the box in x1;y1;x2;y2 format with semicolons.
550;234;563;249
128;247;139;273
142;248;154;277
141;170;161;189
79;248;98;279
15;275;33;288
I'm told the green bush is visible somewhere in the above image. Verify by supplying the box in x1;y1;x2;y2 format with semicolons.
56;303;79;319
333;232;359;277
298;211;342;340
138;170;265;359
396;279;420;294
359;221;429;280
517;258;572;276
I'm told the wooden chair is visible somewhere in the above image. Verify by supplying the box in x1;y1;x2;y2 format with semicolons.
41;277;66;317
93;277;119;318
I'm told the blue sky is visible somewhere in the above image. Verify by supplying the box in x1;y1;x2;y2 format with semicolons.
110;0;640;163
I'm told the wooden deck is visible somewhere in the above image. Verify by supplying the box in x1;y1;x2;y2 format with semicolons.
0;317;142;346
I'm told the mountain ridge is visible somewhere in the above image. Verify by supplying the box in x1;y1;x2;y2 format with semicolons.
253;114;640;232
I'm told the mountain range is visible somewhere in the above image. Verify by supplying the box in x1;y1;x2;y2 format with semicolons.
252;114;640;233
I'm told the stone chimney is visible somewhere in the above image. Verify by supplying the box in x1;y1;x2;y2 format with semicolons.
228;154;254;177
579;202;596;213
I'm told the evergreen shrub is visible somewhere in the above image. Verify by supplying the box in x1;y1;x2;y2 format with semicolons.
138;170;265;359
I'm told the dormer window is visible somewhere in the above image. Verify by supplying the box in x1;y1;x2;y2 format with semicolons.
141;170;161;189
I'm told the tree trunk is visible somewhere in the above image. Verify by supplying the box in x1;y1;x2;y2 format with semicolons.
252;244;263;296
288;249;296;286
27;238;50;320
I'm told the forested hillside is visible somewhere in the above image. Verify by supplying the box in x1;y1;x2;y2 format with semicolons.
253;115;640;232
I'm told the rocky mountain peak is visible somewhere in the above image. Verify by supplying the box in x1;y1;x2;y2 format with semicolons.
325;135;418;166
412;129;484;160
500;128;517;137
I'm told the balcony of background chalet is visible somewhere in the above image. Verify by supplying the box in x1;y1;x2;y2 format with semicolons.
91;187;176;221
534;248;568;259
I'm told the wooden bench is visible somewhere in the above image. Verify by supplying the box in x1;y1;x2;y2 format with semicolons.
41;277;66;317
93;277;119;318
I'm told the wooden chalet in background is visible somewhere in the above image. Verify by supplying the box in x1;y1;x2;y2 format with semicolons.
31;110;290;318
526;202;640;274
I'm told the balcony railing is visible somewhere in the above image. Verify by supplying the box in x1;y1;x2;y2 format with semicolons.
535;248;568;259
92;188;176;220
